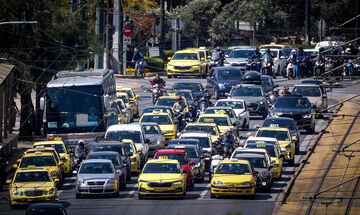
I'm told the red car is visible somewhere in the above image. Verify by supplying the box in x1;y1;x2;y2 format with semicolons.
153;149;195;188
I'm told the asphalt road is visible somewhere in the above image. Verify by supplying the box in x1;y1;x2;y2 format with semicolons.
0;76;353;215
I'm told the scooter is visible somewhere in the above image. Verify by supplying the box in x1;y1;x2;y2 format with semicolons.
146;83;166;105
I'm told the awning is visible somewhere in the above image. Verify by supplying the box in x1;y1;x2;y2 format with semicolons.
0;63;14;85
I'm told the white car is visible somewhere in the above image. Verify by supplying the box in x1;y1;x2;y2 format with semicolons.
105;123;150;167
231;148;272;167
243;137;282;159
179;132;212;153
214;98;250;130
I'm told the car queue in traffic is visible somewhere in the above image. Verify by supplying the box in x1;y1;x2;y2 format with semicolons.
4;45;329;208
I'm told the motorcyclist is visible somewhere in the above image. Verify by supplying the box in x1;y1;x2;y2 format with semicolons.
295;47;307;78
172;96;186;113
210;47;225;67
343;48;354;76
252;48;262;72
220;128;236;157
281;86;291;96
263;48;275;78
184;105;196;122
74;139;86;161
286;49;297;78
150;73;166;88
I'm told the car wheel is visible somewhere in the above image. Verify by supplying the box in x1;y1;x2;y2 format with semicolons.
288;158;295;166
76;193;82;199
210;193;217;199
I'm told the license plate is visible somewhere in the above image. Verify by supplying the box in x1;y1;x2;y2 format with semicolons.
228;188;238;191
154;188;168;192
90;186;103;190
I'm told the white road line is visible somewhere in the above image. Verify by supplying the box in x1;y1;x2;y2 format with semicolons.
128;183;138;195
199;183;211;199
246;131;252;136
62;183;72;186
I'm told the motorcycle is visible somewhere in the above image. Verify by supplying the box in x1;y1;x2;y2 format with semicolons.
313;57;325;76
209;53;224;68
72;147;87;175
262;58;274;77
146;83;166;105
174;109;185;131
286;61;296;79
209;154;223;181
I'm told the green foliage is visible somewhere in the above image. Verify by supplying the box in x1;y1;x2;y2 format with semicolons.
164;50;175;59
144;56;164;72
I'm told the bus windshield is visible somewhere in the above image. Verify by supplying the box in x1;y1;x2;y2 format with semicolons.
46;85;105;133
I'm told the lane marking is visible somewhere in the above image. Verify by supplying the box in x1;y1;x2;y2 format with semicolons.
128;183;138;195
246;131;252;136
199;183;211;199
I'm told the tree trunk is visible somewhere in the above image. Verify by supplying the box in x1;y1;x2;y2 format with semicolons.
19;92;35;140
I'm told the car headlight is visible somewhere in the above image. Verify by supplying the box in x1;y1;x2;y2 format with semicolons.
194;162;201;167
48;188;55;195
130;157;137;162
261;171;269;178
241;182;252;186
173;180;182;185
107;178;115;185
218;83;225;90
50;171;57;177
213;181;223;185
167;64;174;68
259;101;264;105
191;65;200;69
303;114;312;118
140;180;149;184
12;189;20;196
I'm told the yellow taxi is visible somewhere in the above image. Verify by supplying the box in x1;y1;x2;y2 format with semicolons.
197;114;232;135
122;139;141;175
117;87;141;117
255;127;295;165
184;123;221;143
7;168;58;206
24;147;61;171
187;48;210;76
167;49;206;78
138;159;187;199
13;152;63;186
116;92;134;122
259;44;291;50
139;111;176;142
114;98;130;124
32;140;72;175
211;159;256;198
155;95;189;112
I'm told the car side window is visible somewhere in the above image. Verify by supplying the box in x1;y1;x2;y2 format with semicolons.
212;71;217;80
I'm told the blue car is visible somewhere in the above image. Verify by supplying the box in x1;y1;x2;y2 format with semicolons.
206;67;243;99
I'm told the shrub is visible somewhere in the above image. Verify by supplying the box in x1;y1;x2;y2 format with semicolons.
144;57;164;73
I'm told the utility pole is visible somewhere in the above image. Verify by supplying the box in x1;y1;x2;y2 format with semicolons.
305;0;311;45
356;0;359;44
160;0;165;60
95;0;105;69
105;0;111;69
118;0;124;74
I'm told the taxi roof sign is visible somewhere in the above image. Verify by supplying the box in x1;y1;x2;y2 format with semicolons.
28;165;37;168
169;93;176;96
230;158;238;162
34;151;42;154
35;145;46;149
270;124;279;128
159;156;169;159
204;118;215;123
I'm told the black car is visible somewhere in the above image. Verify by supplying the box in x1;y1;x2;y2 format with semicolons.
168;89;197;108
262;117;300;153
172;82;206;100
26;203;68;215
88;140;131;181
270;95;316;133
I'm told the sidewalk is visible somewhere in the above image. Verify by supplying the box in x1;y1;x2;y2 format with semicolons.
273;97;360;215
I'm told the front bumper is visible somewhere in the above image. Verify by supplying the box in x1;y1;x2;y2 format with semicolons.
138;182;184;196
167;69;200;76
11;194;57;205
246;103;268;116
211;185;255;196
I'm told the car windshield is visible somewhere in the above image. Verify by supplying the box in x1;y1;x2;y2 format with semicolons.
14;171;51;182
143;163;180;173
185;147;198;158
229;50;254;58
185;125;217;135
217;70;242;80
215;101;244;109
245;144;277;157
172;83;203;92
292;86;321;97
234;157;267;168
157;98;177;107
261;77;272;86
141;115;172;125
275;97;310;109
143;125;161;135
256;130;290;141
263;119;296;130
215;163;251;175
91;145;126;156
154;153;188;166
231;88;263;97
260;50;278;56
28;207;67;215
205;109;235;118
26;150;59;162
172;53;198;60
79;162;114;174
172;92;194;101
20;156;56;167
34;144;65;153
198;117;230;126
106;131;141;143
87;154;120;166
182;137;210;148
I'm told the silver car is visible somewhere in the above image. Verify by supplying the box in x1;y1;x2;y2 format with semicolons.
292;84;328;112
75;159;121;198
140;122;165;154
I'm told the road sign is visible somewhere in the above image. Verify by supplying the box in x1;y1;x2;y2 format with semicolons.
171;18;182;30
123;24;132;37
149;47;160;57
123;36;131;45
318;19;326;39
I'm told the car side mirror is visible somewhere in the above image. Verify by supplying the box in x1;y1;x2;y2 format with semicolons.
12;164;17;169
54;178;60;183
232;122;238;127
6;179;12;184
224;93;230;97
59;162;64;166
254;124;260;129
167;57;171;61
201;58;205;61
207;56;211;59
280;148;286;153
116;170;122;174
292;136;297;141
136;95;141;99
190;161;196;166
253;171;259;176
323;94;327;98
137;148;143;152
271;159;276;164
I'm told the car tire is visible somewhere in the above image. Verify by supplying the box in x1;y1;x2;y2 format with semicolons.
76;193;82;199
288;158;295;166
210;193;217;199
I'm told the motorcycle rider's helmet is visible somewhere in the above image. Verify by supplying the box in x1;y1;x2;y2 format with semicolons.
188;105;193;110
266;48;271;53
216;47;221;52
291;49;296;54
345;48;352;55
78;139;85;147
177;95;182;101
